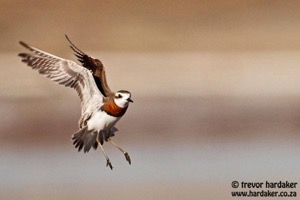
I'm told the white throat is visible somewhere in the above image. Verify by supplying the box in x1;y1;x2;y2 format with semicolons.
114;98;129;108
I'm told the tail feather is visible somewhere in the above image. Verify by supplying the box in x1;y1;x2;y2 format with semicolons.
72;127;96;153
71;126;119;153
84;132;97;153
92;127;119;150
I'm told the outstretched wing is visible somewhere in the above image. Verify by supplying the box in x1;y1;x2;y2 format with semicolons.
65;35;114;97
18;41;103;110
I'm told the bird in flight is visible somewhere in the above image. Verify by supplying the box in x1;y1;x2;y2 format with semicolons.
18;35;133;170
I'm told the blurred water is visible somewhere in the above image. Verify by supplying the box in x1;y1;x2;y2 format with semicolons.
1;51;300;199
1;140;300;200
1;1;300;198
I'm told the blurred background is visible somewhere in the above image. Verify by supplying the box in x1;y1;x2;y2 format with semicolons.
1;0;300;199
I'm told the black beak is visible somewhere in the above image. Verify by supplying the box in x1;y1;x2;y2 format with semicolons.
127;98;134;103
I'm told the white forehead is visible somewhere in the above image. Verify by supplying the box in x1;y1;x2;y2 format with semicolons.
116;91;131;97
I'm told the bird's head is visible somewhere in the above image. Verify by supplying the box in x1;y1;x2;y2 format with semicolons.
114;90;133;108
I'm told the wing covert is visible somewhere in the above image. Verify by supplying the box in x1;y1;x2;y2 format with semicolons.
65;35;114;97
18;41;103;109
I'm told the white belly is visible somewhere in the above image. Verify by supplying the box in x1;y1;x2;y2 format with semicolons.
87;110;119;131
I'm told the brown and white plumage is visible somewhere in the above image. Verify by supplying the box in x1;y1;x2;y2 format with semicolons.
18;37;133;169
18;41;102;112
65;35;114;97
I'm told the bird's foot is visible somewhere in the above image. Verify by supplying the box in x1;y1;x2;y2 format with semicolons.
124;152;131;165
106;158;113;170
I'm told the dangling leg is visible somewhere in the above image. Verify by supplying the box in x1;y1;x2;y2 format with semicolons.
96;132;113;170
108;138;131;165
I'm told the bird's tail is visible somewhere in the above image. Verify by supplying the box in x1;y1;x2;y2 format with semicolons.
71;127;118;153
72;127;98;153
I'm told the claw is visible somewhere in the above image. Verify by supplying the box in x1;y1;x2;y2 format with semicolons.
106;158;113;170
124;152;131;165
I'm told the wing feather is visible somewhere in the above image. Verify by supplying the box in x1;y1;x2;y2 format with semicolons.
18;41;103;110
65;35;114;97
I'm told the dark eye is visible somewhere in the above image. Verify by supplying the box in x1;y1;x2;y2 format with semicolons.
117;94;123;98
